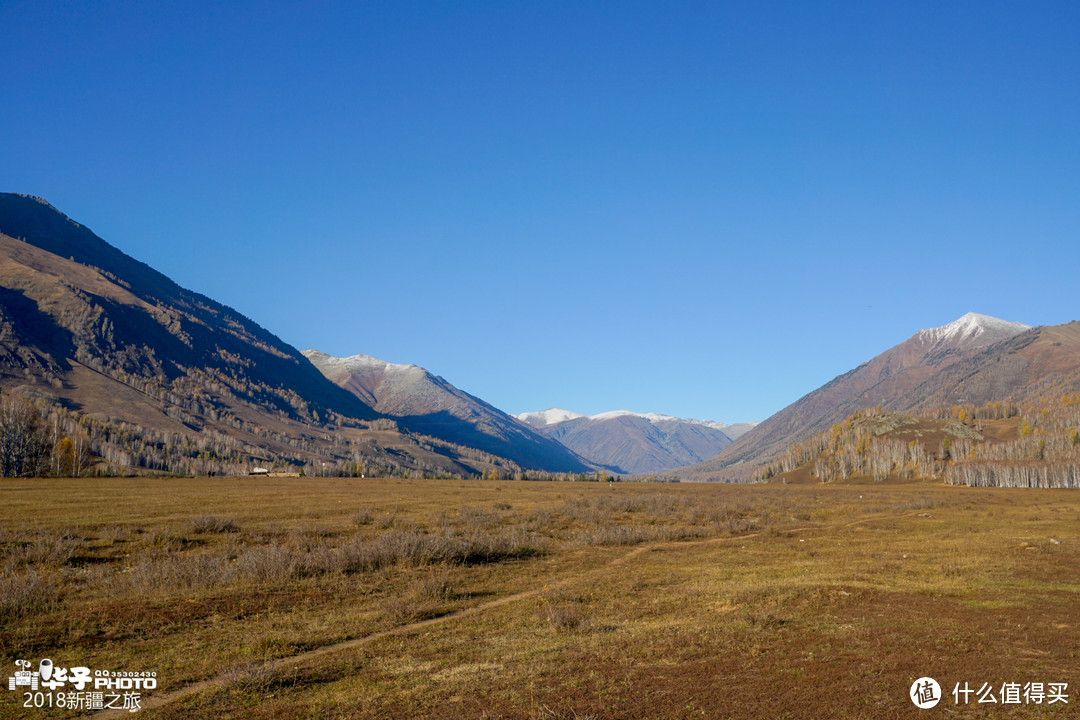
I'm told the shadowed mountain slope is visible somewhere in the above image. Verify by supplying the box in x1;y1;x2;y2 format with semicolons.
0;193;376;422
0;193;522;476
303;351;590;472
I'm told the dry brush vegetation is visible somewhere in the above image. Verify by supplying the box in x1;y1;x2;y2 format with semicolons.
1;476;1079;719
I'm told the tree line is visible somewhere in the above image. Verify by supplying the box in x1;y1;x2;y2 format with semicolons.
0;394;91;477
752;396;1080;489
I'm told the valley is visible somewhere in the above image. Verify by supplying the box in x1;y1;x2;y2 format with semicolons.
1;194;1079;719
4;3;1077;717
5;194;1077;491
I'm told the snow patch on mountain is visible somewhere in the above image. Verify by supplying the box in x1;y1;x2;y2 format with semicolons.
690;418;748;432
302;349;421;376
916;312;1031;348
516;408;586;426
588;410;746;429
589;410;681;423
517;408;755;433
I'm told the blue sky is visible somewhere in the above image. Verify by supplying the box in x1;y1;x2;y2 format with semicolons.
3;1;1078;422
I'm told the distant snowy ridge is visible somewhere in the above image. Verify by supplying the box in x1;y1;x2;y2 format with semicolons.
587;411;744;431
302;349;420;376
517;407;752;474
916;312;1030;348
516;408;586;426
516;408;754;432
589;410;681;423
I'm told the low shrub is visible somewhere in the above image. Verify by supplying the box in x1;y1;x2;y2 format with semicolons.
0;568;58;620
189;515;239;534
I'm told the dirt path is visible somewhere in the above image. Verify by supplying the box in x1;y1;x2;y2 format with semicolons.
89;510;918;718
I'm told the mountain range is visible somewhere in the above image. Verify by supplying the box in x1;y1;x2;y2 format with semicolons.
0;192;741;477
517;409;754;475
3;194;1076;482
678;312;1080;480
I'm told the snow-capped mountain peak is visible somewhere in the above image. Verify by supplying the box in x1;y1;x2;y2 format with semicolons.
515;408;586;427
302;349;420;376
916;313;1031;348
517;408;753;433
589;410;679;423
586;411;749;431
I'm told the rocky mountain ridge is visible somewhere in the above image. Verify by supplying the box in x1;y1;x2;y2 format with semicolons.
303;350;589;472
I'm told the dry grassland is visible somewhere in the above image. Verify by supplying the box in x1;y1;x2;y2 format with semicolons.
1;477;1079;719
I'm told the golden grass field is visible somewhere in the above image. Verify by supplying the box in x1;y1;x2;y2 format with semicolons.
1;477;1079;719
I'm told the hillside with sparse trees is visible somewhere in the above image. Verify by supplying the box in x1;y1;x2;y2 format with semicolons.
754;394;1080;489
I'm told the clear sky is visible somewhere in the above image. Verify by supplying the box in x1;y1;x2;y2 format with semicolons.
3;1;1078;423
